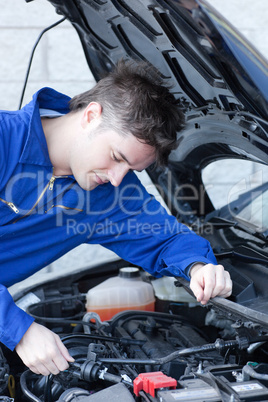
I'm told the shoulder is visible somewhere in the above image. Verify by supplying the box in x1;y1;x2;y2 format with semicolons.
0;110;29;186
0;109;29;148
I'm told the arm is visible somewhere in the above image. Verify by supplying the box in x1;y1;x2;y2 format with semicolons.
0;285;74;375
90;172;232;302
0;284;34;350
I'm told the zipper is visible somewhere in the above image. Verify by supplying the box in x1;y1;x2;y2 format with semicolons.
0;198;19;214
49;173;69;191
0;170;79;223
49;176;56;190
13;172;80;223
13;179;53;223
46;204;83;213
13;169;58;223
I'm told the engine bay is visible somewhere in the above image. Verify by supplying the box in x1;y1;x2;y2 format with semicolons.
3;261;268;402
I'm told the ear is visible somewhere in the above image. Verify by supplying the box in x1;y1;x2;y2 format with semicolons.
81;102;102;128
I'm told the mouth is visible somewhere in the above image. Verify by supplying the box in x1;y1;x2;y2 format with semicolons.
95;173;108;185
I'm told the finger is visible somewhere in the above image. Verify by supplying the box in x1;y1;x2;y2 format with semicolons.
33;337;68;375
52;352;70;373
55;336;75;363
209;265;226;299
202;282;214;302
217;272;232;298
201;264;224;300
27;350;67;376
201;265;227;303
210;267;232;299
44;358;63;375
190;277;205;303
190;263;215;304
29;350;62;376
223;271;233;296
28;362;51;376
190;264;232;304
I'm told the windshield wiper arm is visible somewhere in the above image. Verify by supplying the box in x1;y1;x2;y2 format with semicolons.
204;215;267;241
215;245;268;265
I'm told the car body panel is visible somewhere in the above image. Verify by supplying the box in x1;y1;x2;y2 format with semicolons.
48;0;268;116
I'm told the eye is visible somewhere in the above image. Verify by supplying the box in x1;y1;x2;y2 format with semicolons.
112;152;120;163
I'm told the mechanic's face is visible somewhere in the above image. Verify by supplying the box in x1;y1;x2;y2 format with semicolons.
69;103;156;191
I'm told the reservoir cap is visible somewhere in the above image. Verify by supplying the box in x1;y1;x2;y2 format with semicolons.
119;267;140;278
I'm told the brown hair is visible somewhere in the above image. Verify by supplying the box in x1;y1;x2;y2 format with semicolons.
69;59;185;165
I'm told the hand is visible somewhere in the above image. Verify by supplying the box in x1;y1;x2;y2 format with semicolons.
189;263;232;305
15;322;74;376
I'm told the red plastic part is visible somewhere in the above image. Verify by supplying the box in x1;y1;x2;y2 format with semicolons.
133;371;177;397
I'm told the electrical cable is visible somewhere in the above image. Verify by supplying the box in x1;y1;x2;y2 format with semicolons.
44;374;53;402
27;302;157;346
27;315;96;328
96;336;267;365
18;17;66;110
242;363;268;381
20;370;42;402
61;333;145;346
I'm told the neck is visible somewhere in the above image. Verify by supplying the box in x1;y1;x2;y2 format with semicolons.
41;112;79;176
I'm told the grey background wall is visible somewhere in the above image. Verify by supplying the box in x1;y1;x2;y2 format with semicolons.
1;0;267;287
0;0;94;111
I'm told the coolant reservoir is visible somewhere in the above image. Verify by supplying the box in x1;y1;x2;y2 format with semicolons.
86;267;155;321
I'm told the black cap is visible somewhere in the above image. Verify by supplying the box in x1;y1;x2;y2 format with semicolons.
119;267;140;278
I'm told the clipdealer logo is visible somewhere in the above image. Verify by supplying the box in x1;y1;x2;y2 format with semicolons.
66;217;195;240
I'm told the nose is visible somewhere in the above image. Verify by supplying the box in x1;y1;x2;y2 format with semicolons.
108;164;129;187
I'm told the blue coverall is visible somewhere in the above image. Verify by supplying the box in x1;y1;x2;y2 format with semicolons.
0;88;217;350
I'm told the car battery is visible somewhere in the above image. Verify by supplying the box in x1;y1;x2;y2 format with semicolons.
157;377;268;401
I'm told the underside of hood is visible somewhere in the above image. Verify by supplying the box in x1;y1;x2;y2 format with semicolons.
47;0;268;165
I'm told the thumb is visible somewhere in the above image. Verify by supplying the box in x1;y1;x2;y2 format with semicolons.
55;336;75;362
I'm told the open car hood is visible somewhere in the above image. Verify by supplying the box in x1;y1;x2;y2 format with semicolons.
47;0;268;167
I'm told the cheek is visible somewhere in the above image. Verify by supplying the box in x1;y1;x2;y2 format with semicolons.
92;149;112;169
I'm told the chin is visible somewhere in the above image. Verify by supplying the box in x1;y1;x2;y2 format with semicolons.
83;182;99;191
74;176;97;191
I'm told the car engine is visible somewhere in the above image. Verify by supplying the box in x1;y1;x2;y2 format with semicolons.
2;262;268;402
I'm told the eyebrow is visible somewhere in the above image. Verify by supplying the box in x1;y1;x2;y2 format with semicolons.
118;151;131;165
117;150;143;172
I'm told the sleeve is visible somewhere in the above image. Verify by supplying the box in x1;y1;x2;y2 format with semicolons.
0;284;34;350
86;173;218;280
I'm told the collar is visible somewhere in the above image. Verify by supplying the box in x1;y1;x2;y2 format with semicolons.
19;87;71;167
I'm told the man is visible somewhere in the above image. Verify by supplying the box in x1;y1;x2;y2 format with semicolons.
0;60;232;376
